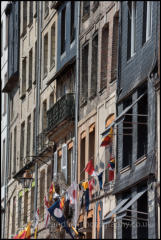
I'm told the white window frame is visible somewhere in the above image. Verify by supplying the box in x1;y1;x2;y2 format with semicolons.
146;1;152;42
131;1;136;57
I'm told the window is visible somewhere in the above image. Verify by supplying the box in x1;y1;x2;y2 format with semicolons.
57;153;62;173
9;133;12;178
22;57;26;95
82;43;89;100
10;96;14;121
80;135;86;181
34;41;37;84
67;147;72;185
50;23;56;68
44;33;48;76
40;170;45;219
87;218;93;238
28;49;32;90
83;2;90;17
33;109;36;154
137;83;148;159
23;2;27;34
26;115;31;158
122;97;133;168
47;164;52;199
29;1;33;25
89;125;95;167
30;184;35;220
18;194;22;228
3;93;7;115
13;126;17;174
1;22;3;56
92;1;99;11
42;100;47;131
44;1;49;17
7;200;10;239
137;183;148;238
122;191;132;239
20;122;25;169
24;191;28;223
12;197;16;235
5;15;8;48
61;7;66;54
70;2;75;43
142;1;152;45
101;25;109;90
49;91;54;108
91;33;98;96
127;2;136;60
1;140;5;187
111;14;119;82
104;220;114;239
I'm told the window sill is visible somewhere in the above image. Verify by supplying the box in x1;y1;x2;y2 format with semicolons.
82;13;90;23
27;86;32;93
127;52;136;64
99;86;106;96
120;165;130;174
142;37;152;49
20;93;26;100
50;62;55;72
134;155;147;166
28;22;33;29
20;30;27;39
43;72;48;80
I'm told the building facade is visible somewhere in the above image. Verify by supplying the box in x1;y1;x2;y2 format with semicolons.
1;1;9;238
77;1;119;238
1;1;160;239
113;1;159;239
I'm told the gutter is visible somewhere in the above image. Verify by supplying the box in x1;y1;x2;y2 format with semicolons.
74;1;80;228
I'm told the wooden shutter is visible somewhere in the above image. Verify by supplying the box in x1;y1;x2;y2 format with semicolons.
53;151;57;179
71;137;75;182
62;144;67;182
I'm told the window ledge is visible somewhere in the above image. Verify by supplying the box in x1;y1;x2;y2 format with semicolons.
20;30;27;39
20;93;26;100
135;155;147;166
82;13;90;22
80;99;87;108
127;52;136;64
50;62;55;72
28;22;33;29
120;165;130;174
27;86;32;93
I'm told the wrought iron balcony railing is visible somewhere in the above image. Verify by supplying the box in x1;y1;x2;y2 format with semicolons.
47;93;75;133
36;130;50;155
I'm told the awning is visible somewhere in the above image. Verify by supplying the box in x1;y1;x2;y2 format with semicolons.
116;188;147;220
101;92;145;137
103;197;130;224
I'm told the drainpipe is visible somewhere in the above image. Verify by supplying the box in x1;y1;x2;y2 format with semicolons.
74;1;80;228
3;93;10;239
34;1;42;227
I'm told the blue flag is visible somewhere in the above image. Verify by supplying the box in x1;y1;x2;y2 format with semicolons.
85;188;89;212
98;172;103;190
48;200;74;239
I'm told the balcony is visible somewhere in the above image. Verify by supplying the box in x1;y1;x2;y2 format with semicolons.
36;130;53;156
47;93;75;140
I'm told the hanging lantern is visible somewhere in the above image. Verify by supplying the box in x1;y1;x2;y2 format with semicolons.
19;170;33;188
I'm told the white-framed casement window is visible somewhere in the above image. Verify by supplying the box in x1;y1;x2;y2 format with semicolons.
142;1;152;45
127;1;136;60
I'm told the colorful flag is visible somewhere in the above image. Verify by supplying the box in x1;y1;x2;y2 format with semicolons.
88;178;95;197
98;172;103;190
85;159;97;176
44;196;50;228
108;167;114;181
60;196;65;209
49;182;55;202
85;188;89;212
25;222;31;239
48;200;74;239
100;127;113;147
82;181;89;190
67;182;78;204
